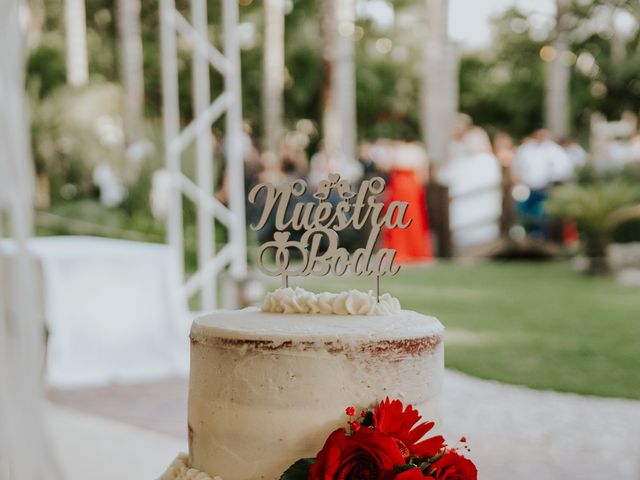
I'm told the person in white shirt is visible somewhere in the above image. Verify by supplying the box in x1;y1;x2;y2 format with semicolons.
559;137;587;171
512;129;573;238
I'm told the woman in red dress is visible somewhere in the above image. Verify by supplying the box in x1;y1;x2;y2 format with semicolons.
381;141;434;263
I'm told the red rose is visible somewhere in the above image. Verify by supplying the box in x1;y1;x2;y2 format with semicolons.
308;427;406;480
373;398;445;459
427;450;477;480
392;450;478;480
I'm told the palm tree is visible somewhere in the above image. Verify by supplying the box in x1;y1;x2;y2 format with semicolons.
546;181;640;275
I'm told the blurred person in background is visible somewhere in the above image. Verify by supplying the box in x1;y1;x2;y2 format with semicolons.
627;133;640;165
448;113;474;161
254;144;312;245
559;137;587;171
357;141;384;180
308;141;362;189
493;132;516;169
281;135;309;178
380;140;433;263
366;138;396;175
438;125;503;250
308;141;331;188
439;125;501;182
591;111;637;171
493;132;517;239
512;129;573;239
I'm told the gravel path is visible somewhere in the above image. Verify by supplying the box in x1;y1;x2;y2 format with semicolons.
49;371;640;480
442;370;640;480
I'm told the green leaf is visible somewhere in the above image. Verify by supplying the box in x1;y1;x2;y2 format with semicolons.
279;458;316;480
420;449;446;473
394;464;419;473
361;411;374;427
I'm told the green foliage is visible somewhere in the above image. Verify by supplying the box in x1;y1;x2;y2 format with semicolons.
577;163;640;185
459;57;545;140
30;82;127;202
279;458;315;480
284;44;323;130
41;199;164;242
549;163;640;240
356;52;421;141
26;43;66;99
283;0;323;131
546;181;640;232
29;0;640;144
546;172;640;274
460;3;640;139
459;9;545;139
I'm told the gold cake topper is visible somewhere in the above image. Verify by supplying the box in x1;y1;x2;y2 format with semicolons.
248;174;411;299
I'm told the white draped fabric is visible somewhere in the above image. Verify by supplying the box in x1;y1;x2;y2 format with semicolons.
0;236;191;388
0;1;60;477
438;152;503;250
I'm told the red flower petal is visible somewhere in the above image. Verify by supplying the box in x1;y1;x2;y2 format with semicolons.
308;427;407;480
428;449;477;480
412;435;446;459
373;397;444;460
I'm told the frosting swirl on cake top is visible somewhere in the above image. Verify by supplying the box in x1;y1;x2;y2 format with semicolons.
261;287;401;316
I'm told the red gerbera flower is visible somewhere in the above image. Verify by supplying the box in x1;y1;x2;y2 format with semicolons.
373;397;445;459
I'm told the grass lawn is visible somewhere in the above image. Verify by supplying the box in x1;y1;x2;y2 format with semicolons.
300;261;640;400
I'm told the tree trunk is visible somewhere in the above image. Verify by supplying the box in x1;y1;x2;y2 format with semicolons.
585;230;610;276
117;0;145;144
63;0;88;86
262;0;285;161
321;0;357;166
421;0;454;167
545;0;570;138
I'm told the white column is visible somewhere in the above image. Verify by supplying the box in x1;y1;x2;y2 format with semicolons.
263;0;285;161
444;41;459;145
322;0;357;166
223;0;248;281
191;0;216;310
0;1;59;477
63;0;88;86
117;0;145;143
421;0;451;166
545;0;570;138
160;0;185;282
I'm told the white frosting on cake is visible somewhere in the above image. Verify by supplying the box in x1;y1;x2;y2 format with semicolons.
188;305;444;480
261;287;401;315
191;307;442;343
161;454;220;480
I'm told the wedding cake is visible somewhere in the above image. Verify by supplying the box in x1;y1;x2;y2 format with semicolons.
183;287;444;480
161;174;452;480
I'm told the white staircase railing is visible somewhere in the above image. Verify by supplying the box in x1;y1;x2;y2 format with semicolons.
160;0;247;310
